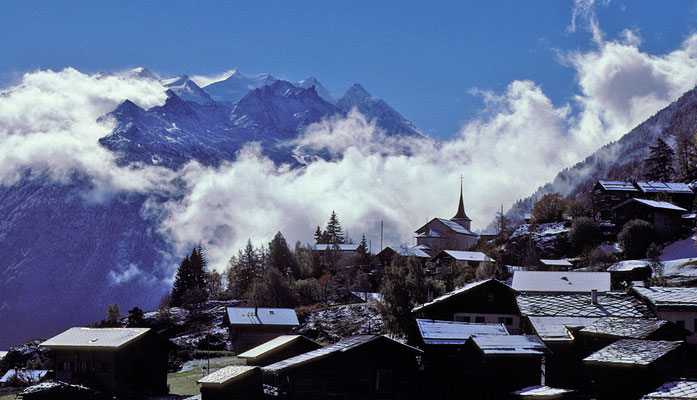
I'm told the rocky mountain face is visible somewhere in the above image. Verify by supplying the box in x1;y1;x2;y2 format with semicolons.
501;85;697;226
0;72;424;349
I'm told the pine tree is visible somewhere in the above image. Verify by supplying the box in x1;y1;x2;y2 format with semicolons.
268;232;300;278
644;138;675;181
356;234;372;266
170;256;192;307
170;245;209;308
314;226;325;244
227;239;264;298
105;302;121;326
324;211;345;244
676;133;697;182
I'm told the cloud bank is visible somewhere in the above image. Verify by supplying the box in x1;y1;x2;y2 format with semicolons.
4;13;697;272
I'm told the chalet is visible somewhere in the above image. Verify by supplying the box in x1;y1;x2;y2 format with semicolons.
372;246;431;273
612;198;686;240
414;184;478;251
238;335;322;366
412;279;522;334
415;319;508;399
198;365;262;400
512;385;576;400
538;259;574;271
429;250;495;272
583;339;686;400
635;181;694;210
261;335;423;400
631;286;697;344
464;334;549;399
39;327;173;395
512;271;611;293
224;307;300;353
592;180;640;220
576;317;685;356
642;380;697;400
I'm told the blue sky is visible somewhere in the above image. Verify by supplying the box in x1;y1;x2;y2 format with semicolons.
2;1;697;139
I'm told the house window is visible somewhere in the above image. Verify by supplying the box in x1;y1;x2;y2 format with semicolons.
506;317;513;326
475;316;485;323
79;361;87;372
498;317;505;324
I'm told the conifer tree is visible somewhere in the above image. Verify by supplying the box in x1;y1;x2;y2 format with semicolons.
227;239;264;298
644;138;675;181
676;133;697;182
356;234;372;266
324;211;345;244
314;226;325;244
170;245;209;307
170;255;192;307
268;231;300;278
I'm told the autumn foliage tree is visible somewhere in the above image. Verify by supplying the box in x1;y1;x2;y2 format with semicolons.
532;193;567;223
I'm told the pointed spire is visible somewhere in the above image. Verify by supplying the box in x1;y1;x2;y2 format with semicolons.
452;176;471;221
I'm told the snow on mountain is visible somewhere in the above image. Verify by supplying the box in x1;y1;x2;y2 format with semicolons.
203;70;279;103
336;84;427;138
124;67;159;81
298;76;336;104
161;75;214;104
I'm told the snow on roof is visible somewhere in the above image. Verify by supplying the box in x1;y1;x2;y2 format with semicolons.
607;260;650;272
583;339;682;366
512;271;611;293
225;307;299;326
238;335;319;360
262;335;421;372
415;218;477;236
516;292;653;318
629;198;687;212
311;243;360;251
579;317;668;339
632;286;697;308
416;319;508;345
513;385;575;397
197;365;258;385
470;334;548;355
0;351;7;362
683;213;697;219
438;250;495;263
393;246;431;258
642;380;697;399
40;327;150;348
527;316;599;342
538;259;573;267
412;279;515;313
596;180;639;192
0;369;49;384
636;181;693;194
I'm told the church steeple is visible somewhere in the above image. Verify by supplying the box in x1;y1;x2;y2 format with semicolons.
452;177;472;227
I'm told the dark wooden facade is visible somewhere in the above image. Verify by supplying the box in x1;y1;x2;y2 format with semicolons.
612;199;685;240
591;181;639;220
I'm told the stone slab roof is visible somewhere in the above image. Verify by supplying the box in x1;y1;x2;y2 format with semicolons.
632;286;697;309
198;365;258;385
642;380;697;399
579;317;668;339
225;307;299;326
416;319;508;345
512;271;610;293
40;327;150;349
583;339;682;366
516;292;653;318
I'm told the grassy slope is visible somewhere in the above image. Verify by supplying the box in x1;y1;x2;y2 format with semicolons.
167;356;244;396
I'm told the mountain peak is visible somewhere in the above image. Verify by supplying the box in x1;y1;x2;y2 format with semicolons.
161;75;213;104
125;67;159;81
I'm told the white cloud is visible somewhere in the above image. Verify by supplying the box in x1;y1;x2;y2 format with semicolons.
189;70;238;88
108;263;157;285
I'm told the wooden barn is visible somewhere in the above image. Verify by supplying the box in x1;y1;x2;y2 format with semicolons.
198;365;261;400
592;180;640;220
612;198;686;240
575;317;686;357
412;279;522;334
223;307;299;353
39;327;173;395
238;335;322;366
261;335;422;400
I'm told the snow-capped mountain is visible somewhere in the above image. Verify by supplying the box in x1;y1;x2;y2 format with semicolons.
203;70;279;103
337;84;427;138
125;67;159;81
298;76;336;104
161;75;214;104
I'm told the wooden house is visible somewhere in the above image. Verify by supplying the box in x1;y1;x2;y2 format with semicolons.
412;279;522;334
611;198;686;240
631;286;697;344
538;259;574;271
39;327;173;395
238;335;322;366
223;307;299;354
635;181;694;210
198;365;261;400
261;335;422;400
592;180;640;220
576;317;686;357
607;262;652;287
429;250;495;273
582;339;687;400
414;184;478;252
464;334;549;399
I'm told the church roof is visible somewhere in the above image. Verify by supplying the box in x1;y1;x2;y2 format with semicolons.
452;182;471;221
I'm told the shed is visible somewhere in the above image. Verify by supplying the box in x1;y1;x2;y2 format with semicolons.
40;327;174;395
198;365;261;400
262;335;423;400
512;271;610;293
238;335;322;366
631;286;697;344
224;307;300;353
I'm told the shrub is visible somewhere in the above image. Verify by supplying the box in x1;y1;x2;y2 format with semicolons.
568;217;600;253
618;219;657;259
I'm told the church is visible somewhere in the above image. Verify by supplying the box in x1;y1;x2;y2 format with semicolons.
414;184;479;252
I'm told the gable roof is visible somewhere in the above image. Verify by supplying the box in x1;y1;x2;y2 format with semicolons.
636;181;693;194
412;279;517;314
595;180;639;192
469;334;548;355
642;380;697;399
516;292;653;318
613;198;687;212
434;250;495;263
527;316;599;342
579;317;669;339
238;335;321;360
197;365;258;385
225;307;299;326
632;286;697;309
538;259;574;267
512;271;611;293
262;335;421;372
311;243;360;252
40;327;150;349
381;246;431;258
583;339;682;366
415;218;477;237
416;319;508;345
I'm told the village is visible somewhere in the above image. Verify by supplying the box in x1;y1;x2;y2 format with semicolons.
4;172;697;400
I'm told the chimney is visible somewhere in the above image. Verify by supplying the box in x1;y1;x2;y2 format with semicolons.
591;289;598;305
